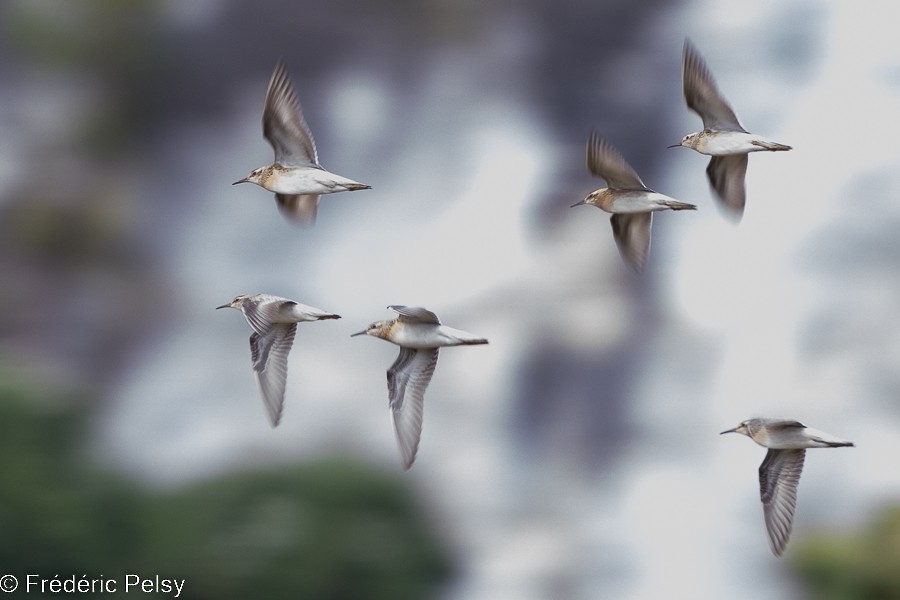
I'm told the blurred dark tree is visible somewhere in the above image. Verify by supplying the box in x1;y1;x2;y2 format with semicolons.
0;380;452;599
792;505;900;600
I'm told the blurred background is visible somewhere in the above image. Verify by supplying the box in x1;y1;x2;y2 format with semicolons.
2;0;900;598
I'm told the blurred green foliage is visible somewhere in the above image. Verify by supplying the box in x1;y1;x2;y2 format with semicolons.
0;380;452;598
792;505;900;600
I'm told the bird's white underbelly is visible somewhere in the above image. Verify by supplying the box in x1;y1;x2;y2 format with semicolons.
393;325;479;348
701;132;765;155
267;168;359;195
279;303;330;323
391;327;444;349
761;429;843;449
610;192;676;213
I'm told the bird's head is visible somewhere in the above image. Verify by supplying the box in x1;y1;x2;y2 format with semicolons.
668;133;700;150
720;419;753;438
571;189;607;208
216;295;249;310
351;320;392;340
233;167;266;186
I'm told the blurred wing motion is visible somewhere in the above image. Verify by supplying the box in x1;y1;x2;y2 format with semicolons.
249;323;297;427
682;39;746;132
610;213;652;272
263;59;320;167
276;193;320;227
706;154;748;219
387;347;439;470
586;132;648;190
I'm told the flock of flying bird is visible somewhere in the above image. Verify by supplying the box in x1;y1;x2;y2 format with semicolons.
216;39;853;557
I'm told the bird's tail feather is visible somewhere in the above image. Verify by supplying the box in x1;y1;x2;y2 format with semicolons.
665;200;697;211
315;313;341;320
752;141;792;151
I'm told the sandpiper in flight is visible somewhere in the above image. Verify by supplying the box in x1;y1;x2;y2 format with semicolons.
670;39;791;220
720;418;854;556
217;294;340;426
572;132;696;272
233;59;371;226
352;305;488;470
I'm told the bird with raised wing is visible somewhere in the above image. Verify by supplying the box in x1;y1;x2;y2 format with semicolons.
233;60;370;226
670;39;791;220
352;305;488;470
572;132;696;272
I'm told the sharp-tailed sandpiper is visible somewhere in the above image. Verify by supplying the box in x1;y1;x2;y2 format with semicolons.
233;60;370;226
572;132;696;272
721;418;854;556
217;294;340;426
670;39;791;219
352;305;488;469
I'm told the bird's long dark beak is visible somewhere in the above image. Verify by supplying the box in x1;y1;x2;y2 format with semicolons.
232;177;249;185
350;330;367;337
719;427;738;435
215;303;231;310
570;199;586;208
667;143;682;149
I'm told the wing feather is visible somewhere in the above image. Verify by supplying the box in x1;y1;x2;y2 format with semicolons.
249;323;297;427
276;193;319;227
586;132;648;190
706;154;748;220
682;39;746;132
610;213;652;272
388;305;442;325
263;60;319;167
759;448;806;556
242;297;295;335
386;348;439;469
